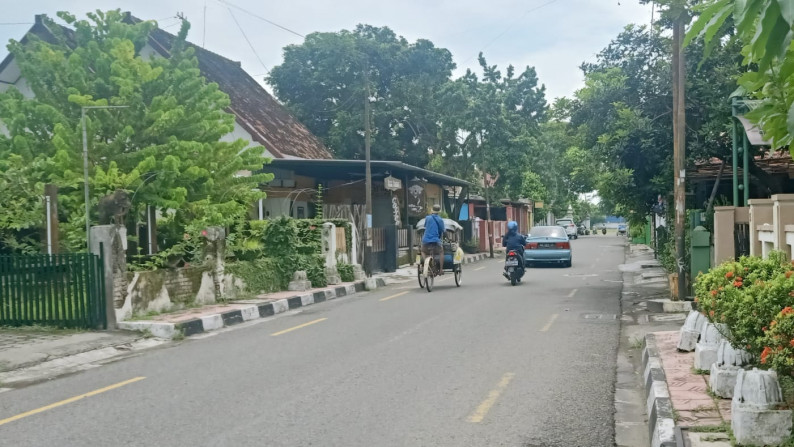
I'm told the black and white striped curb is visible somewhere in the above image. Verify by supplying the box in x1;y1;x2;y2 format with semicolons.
119;253;489;340
643;333;676;447
118;281;380;339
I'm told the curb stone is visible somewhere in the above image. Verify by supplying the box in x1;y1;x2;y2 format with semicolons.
118;253;490;340
643;333;677;447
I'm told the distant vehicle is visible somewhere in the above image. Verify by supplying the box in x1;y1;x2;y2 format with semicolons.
555;218;578;239
524;226;572;268
617;224;627;236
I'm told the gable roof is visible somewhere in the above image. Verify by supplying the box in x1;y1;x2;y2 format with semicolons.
0;14;332;160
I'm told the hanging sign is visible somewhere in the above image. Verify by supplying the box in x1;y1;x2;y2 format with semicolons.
384;175;402;191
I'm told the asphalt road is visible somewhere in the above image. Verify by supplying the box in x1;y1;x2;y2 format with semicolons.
0;235;626;447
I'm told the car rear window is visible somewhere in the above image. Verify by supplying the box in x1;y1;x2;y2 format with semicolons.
529;227;567;238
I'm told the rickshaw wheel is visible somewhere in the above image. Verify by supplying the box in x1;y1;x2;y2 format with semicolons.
454;266;462;287
425;258;435;292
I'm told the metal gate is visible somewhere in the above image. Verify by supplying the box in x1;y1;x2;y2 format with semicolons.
0;253;107;329
734;223;750;258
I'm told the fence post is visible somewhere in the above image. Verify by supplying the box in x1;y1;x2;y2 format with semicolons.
90;225;127;329
44;184;59;255
749;199;774;257
713;206;736;264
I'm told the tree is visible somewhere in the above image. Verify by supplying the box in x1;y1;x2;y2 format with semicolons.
432;54;547;202
687;0;794;148
0;10;271;253
268;25;455;164
569;24;745;222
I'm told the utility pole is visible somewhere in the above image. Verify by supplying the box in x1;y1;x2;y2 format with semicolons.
485;176;494;259
672;14;687;301
364;71;373;277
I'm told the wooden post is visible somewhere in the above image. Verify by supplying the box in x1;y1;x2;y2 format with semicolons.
44;184;59;254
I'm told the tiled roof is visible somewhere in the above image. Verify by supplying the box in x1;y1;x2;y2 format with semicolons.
0;14;332;160
140;22;331;160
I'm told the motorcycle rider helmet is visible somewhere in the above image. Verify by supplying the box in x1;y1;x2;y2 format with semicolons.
507;221;518;232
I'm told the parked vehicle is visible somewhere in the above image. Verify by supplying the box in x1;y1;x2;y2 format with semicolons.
524;226;572;268
555;218;578;239
504;249;524;285
617;224;627;236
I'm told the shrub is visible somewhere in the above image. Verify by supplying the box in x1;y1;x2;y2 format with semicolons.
761;307;794;376
337;262;354;282
226;258;287;293
695;251;794;356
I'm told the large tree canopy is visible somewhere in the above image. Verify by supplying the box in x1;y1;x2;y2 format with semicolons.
0;10;271;253
268;25;455;164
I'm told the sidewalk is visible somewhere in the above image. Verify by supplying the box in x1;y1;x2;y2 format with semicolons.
614;244;732;447
0;252;490;388
614;244;690;447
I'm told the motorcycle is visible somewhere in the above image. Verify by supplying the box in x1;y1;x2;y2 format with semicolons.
503;250;524;286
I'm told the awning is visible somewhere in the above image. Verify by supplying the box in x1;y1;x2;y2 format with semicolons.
265;159;470;187
737;115;772;146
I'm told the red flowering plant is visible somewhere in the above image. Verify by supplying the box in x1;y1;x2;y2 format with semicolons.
760;306;794;376
694;251;794;355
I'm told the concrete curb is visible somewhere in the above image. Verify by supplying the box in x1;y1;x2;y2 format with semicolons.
643;333;677;447
118;282;366;339
118;253;491;340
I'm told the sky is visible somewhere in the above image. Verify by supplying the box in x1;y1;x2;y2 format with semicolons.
0;0;654;101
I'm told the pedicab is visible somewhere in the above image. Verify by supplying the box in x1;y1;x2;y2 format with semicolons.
415;218;464;292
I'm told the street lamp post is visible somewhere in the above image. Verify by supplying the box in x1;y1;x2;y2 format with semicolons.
82;105;128;251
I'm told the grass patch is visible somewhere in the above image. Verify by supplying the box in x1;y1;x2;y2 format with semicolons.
692;367;710;375
129;310;162;321
630;336;644;349
688;423;730;433
0;324;86;334
171;329;185;342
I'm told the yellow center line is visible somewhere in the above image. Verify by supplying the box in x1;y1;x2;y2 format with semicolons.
380;291;410;302
467;372;516;423
270;318;327;336
0;376;146;427
567;288;578;298
539;314;559;332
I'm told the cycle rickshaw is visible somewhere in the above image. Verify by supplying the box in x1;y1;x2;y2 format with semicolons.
415;218;464;292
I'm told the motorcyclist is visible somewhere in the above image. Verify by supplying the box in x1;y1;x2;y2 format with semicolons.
502;221;527;280
422;204;445;273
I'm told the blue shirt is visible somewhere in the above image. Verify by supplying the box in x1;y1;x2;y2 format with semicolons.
422;214;445;244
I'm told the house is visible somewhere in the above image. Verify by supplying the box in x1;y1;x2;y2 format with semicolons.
0;14;332;161
262;159;471;272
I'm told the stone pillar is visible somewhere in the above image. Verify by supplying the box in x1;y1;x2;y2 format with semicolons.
749;199;773;257
202;227;225;301
713;207;736;265
322;222;341;285
772;194;794;259
90;225;127;329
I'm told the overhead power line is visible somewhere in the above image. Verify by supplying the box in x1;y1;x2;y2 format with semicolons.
226;6;269;73
216;0;304;38
461;0;561;65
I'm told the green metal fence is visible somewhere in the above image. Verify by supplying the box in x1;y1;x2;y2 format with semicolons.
0;252;106;329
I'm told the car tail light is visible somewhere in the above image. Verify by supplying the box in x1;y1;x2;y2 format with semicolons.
526;242;538;249
556;241;570;249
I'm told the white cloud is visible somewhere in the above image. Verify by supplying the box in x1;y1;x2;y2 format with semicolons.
0;0;653;100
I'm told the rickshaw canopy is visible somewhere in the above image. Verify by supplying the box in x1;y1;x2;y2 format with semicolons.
415;217;463;232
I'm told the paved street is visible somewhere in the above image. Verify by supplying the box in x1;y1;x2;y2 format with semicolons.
0;236;626;447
